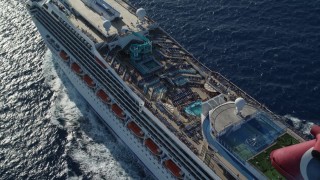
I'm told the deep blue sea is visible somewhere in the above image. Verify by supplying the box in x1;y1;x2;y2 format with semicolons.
129;0;320;122
0;0;319;179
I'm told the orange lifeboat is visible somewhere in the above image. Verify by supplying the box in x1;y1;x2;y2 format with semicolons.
144;138;162;156
95;56;107;69
71;63;82;75
96;89;110;104
59;50;69;61
111;104;126;120
83;74;96;88
164;159;184;179
127;121;144;138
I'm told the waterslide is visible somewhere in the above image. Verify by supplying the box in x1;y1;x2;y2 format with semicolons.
130;32;152;61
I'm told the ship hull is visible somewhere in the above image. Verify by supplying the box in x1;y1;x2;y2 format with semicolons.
33;19;175;180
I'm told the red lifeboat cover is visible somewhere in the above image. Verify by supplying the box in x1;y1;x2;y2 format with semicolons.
164;159;183;178
59;50;69;61
83;75;95;88
111;104;125;119
71;63;82;74
145;138;161;155
127;121;144;138
96;89;110;103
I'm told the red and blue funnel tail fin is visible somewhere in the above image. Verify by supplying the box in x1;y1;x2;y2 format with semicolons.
310;125;320;137
270;125;320;179
270;139;316;180
312;134;320;160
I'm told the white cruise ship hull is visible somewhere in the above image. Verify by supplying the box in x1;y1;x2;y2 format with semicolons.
33;20;176;180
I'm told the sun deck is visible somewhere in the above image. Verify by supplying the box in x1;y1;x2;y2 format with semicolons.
95;27;236;158
93;23;264;177
211;103;258;135
31;0;308;178
64;0;149;41
46;1;291;158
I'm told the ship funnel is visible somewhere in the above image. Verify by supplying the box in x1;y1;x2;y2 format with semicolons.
235;97;245;114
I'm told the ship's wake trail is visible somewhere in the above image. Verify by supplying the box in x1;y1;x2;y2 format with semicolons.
42;51;151;179
284;114;314;135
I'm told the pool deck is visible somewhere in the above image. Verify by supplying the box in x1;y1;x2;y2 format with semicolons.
184;101;202;117
210;103;257;135
202;115;265;179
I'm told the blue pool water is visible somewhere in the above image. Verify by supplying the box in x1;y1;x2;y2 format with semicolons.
218;113;284;160
184;101;202;117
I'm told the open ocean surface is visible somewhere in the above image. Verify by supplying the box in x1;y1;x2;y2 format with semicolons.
0;0;319;179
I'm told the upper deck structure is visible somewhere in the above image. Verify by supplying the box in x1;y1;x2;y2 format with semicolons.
60;0;151;44
27;0;307;179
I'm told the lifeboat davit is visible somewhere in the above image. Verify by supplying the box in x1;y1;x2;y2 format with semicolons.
95;56;107;69
71;63;82;75
127;121;144;138
145;138;161;156
96;89;110;104
111;104;126;120
164;159;184;179
59;50;69;61
83;74;96;88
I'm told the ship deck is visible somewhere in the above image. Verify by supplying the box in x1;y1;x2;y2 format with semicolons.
96;27;247;178
63;0;148;43
41;0;306;179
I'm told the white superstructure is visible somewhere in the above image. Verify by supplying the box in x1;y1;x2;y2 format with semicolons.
26;0;305;179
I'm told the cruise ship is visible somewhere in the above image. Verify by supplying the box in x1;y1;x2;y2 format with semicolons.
26;0;307;179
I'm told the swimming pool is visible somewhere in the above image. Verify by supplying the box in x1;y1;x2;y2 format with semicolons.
184;101;202;117
218;112;284;161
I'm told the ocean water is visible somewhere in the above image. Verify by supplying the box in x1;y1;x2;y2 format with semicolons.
0;0;149;179
129;0;320;122
0;0;319;179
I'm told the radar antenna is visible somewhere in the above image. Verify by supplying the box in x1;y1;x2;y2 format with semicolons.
235;97;246;115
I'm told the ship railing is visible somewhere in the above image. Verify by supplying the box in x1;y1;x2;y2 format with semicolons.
38;3;309;179
35;7;195;178
158;26;263;104
114;0;155;24
39;2;140;116
33;10;141;112
34;6;158;149
36;11;222;180
157;27;309;141
33;7;229;179
37;8;142;108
